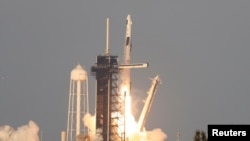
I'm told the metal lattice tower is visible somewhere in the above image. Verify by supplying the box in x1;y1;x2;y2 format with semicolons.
67;64;89;141
91;55;125;141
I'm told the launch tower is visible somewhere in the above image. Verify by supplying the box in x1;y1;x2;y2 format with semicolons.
91;18;125;141
91;55;125;141
67;64;89;141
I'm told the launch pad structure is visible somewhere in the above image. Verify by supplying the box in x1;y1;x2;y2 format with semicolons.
91;18;125;141
62;15;161;141
91;16;148;141
91;55;125;141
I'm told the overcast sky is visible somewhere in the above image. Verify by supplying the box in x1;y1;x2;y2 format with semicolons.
1;0;250;141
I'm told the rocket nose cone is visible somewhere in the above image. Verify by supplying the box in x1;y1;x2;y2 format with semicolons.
127;14;131;20
126;14;132;24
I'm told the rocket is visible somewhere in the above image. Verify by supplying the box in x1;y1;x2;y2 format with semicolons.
122;14;133;93
124;14;132;64
120;14;148;94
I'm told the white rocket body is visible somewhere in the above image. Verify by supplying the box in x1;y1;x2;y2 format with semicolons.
124;14;132;64
122;15;132;92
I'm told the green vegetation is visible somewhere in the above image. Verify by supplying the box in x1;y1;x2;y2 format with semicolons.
194;130;208;141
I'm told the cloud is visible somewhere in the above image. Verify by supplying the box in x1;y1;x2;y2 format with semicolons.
0;120;40;141
147;128;167;141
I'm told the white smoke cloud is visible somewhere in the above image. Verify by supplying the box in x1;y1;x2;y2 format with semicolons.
128;128;167;141
81;112;168;141
0;125;13;141
82;113;97;140
147;128;167;141
0;120;40;141
83;113;96;134
130;87;145;118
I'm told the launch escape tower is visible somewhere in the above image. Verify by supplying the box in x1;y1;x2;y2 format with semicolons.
91;55;125;141
67;64;89;141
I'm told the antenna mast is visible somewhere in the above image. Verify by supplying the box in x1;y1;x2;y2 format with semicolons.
105;18;110;56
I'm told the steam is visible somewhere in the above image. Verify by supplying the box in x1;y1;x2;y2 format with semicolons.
83;113;99;140
147;128;167;141
83;113;96;134
0;120;40;141
81;110;167;141
128;128;167;141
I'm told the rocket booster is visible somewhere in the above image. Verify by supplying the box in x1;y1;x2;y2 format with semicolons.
122;14;132;94
124;14;132;64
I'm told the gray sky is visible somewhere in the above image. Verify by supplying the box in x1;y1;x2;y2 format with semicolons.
1;0;250;141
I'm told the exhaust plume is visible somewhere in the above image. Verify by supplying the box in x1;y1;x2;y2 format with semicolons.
0;120;40;141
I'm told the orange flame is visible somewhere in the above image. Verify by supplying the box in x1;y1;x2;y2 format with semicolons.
121;86;137;137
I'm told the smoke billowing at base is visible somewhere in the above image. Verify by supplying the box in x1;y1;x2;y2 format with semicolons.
0;120;40;141
83;108;167;141
128;128;167;141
